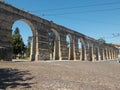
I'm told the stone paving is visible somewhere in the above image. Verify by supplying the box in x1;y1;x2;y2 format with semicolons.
0;61;120;90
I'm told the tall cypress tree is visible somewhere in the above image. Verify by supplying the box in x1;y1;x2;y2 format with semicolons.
12;27;25;58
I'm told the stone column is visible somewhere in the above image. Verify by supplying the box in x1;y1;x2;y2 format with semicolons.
109;50;111;60
102;49;105;60
30;37;33;60
35;30;39;61
107;49;110;60
73;38;76;60
59;34;68;60
68;46;70;60
30;31;36;61
70;41;74;60
90;44;94;62
111;49;113;59
58;40;62;60
75;37;79;60
105;48;108;60
82;42;87;61
97;47;101;61
116;50;118;58
53;40;56;60
106;49;109;60
80;43;83;61
54;39;61;60
113;50;116;59
0;22;12;61
35;28;50;60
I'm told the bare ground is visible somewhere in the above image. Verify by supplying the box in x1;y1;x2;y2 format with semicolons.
0;60;120;90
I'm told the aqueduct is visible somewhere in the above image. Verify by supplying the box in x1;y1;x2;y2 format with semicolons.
0;1;119;61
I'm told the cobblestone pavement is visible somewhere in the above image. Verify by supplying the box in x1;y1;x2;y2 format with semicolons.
0;61;120;90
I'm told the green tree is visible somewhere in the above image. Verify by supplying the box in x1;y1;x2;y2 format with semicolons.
12;27;25;58
98;38;106;44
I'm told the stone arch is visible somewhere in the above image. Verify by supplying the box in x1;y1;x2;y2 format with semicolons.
78;38;83;60
48;28;61;60
11;19;36;61
51;29;60;41
80;38;87;61
0;1;119;61
66;34;72;60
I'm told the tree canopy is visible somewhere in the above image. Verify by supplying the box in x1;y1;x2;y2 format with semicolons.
98;38;106;44
12;27;25;56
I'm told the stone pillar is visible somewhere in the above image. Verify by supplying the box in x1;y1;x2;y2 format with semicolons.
73;37;76;60
70;41;74;60
58;40;62;60
111;49;113;59
102;49;105;60
30;33;36;61
80;43;83;61
105;48;108;60
86;42;90;61
54;39;61;60
35;30;39;61
109;50;111;60
116;50;118;58
97;47;101;61
30;36;34;61
35;28;50;60
82;41;87;61
60;34;68;60
74;37;79;60
0;22;12;61
53;40;56;60
113;50;116;59
107;49;109;60
90;44;94;62
106;49;109;60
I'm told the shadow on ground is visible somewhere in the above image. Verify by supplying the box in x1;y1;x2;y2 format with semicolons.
0;68;34;89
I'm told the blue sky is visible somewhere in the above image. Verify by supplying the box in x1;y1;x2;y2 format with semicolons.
5;0;120;44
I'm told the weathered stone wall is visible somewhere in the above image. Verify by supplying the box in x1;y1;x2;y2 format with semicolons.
0;1;119;61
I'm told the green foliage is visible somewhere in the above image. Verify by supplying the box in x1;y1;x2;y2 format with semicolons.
12;27;25;56
98;38;106;44
13;27;20;34
107;43;114;46
97;38;114;46
25;45;30;57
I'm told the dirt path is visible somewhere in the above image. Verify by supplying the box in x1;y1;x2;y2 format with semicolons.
0;61;120;90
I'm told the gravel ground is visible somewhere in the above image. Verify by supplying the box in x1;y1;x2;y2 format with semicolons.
0;60;120;90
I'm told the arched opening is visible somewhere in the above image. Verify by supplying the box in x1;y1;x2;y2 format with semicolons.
78;39;82;60
66;34;71;60
94;47;99;61
48;29;60;60
81;39;86;61
48;30;55;60
12;20;33;61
